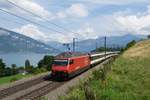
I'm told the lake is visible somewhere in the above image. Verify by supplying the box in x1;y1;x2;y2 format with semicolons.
0;53;57;67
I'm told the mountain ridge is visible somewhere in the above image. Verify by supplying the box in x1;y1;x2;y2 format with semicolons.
0;27;60;54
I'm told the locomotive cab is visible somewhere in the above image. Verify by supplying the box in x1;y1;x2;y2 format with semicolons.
51;52;90;80
51;59;73;79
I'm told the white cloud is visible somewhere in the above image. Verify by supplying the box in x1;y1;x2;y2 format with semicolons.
117;15;150;32
49;33;74;43
53;11;67;20
2;0;150;43
77;23;97;39
54;3;88;19
56;12;67;19
116;5;150;35
0;0;52;19
14;24;49;42
77;0;149;5
12;23;98;43
0;0;89;21
13;24;73;43
66;3;88;17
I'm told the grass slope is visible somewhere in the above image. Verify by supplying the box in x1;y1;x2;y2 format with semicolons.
61;40;150;100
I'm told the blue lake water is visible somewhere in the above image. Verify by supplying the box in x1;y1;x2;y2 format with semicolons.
0;53;57;67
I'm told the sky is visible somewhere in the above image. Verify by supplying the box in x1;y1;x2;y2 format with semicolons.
0;0;150;43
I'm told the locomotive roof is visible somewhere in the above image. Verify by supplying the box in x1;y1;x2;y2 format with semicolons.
55;52;88;59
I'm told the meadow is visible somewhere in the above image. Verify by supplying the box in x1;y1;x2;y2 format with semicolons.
60;40;150;100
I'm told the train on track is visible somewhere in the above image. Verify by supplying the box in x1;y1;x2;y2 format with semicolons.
51;52;118;80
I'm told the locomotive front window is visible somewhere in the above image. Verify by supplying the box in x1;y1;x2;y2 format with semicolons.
53;60;68;66
69;60;74;64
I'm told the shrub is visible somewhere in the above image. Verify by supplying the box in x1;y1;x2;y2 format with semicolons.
38;55;54;71
10;77;18;82
33;68;47;75
92;70;101;80
82;82;96;100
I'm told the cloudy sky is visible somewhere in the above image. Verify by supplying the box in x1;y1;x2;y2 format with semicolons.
0;0;150;43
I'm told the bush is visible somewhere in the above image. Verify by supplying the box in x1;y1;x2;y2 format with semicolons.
82;82;96;100
92;70;101;80
92;69;106;82
33;68;41;75
38;55;54;71
10;77;18;82
33;68;47;75
125;40;136;50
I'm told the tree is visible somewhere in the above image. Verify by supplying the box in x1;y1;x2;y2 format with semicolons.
4;67;12;76
25;59;34;73
125;40;136;50
0;59;6;77
148;35;150;39
26;65;34;73
25;59;30;68
38;55;54;70
11;64;17;75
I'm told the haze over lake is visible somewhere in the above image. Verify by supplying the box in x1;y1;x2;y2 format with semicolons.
0;53;57;67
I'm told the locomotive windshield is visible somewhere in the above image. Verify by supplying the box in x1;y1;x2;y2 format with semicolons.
53;60;68;66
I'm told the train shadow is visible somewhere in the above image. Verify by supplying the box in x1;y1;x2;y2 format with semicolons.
43;74;66;82
43;74;53;81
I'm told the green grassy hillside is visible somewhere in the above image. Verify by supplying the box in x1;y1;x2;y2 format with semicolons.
61;40;150;100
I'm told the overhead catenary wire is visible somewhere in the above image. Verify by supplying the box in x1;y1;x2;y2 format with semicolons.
5;0;79;48
6;0;77;34
0;8;66;34
0;16;24;26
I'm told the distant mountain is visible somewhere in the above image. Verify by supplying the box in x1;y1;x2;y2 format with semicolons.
47;41;66;51
47;34;146;52
0;28;60;54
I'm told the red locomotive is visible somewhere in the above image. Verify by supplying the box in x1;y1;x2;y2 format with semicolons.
51;52;90;79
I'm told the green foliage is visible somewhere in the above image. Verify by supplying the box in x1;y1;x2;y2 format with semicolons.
120;40;136;53
0;59;6;77
92;69;102;80
38;55;54;71
25;59;34;73
25;59;30;68
39;97;48;100
147;35;150;39
11;64;17;75
26;65;34;73
60;56;150;100
94;46;122;52
33;68;47;75
0;59;5;68
82;82;96;100
0;73;36;85
4;67;12;76
125;40;136;50
0;59;18;77
10;77;18;82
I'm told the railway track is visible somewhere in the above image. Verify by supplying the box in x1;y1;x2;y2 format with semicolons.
0;75;48;100
15;81;64;100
